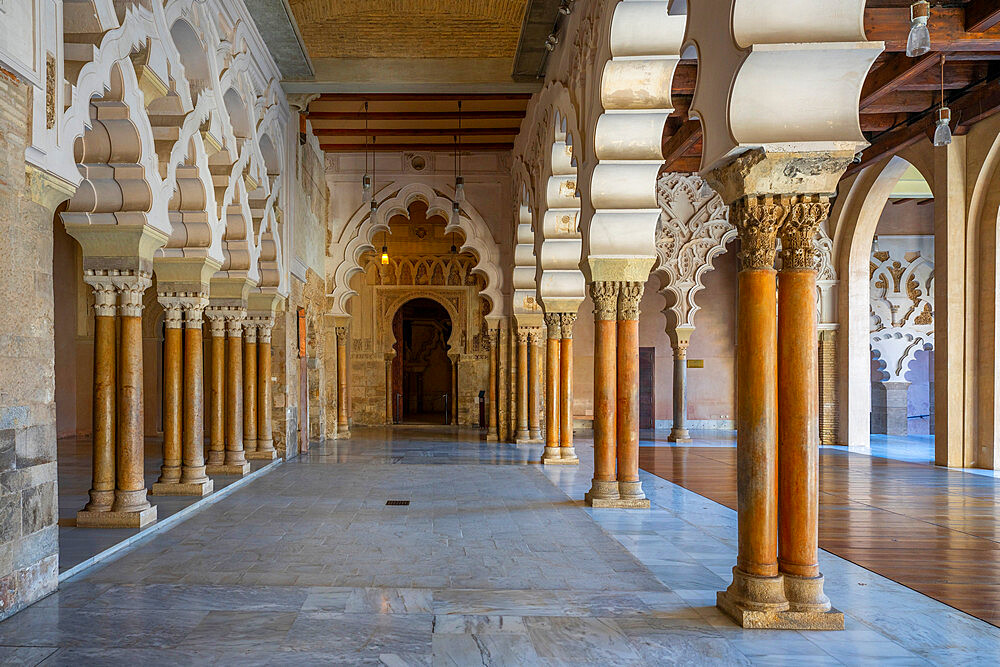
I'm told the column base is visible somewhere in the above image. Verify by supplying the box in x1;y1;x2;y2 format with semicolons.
529;428;541;440
717;589;843;630
784;573;834;613
332;430;351;440
76;505;157;529
515;438;543;446
667;428;692;443
542;448;579;465
150;479;215;497
246;450;277;460
585;496;650;508
484;433;499;442
206;462;250;476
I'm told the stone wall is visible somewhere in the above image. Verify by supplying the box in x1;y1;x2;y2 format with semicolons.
0;68;65;621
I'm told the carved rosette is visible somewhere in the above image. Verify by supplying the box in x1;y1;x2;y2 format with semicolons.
779;196;831;271
113;272;152;318
559;313;577;339
590;281;619;322
617;282;643;321
729;195;787;271
544;312;562;340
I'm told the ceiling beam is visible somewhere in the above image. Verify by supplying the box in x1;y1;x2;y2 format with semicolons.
864;7;1000;52
314;93;533;102
661;120;702;172
860;52;941;109
967;0;1000;33
306;110;527;121
313;127;519;137
319;142;514;152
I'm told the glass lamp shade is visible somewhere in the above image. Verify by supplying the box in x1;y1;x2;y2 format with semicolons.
450;201;460;226
906;2;931;57
381;246;389;265
362;174;372;202
455;176;465;202
369;200;378;217
933;107;953;147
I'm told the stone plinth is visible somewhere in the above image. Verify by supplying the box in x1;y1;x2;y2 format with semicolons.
150;479;214;496
584;495;651;509
76;506;158;529
246;450;278;461
206;462;250;476
717;591;844;630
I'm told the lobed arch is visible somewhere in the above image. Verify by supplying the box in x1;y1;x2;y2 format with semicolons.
512;173;541;322
329;182;503;318
379;293;463;359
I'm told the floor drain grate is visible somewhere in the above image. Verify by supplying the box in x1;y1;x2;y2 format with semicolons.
385;500;410;506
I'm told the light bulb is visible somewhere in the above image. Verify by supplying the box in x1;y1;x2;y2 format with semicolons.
362;173;372;202
455;176;465;202
450;201;460;226
906;2;931;57
381;246;389;265
933;107;952;147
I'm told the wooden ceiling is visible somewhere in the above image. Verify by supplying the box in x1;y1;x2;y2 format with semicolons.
306;93;531;152
662;1;1000;178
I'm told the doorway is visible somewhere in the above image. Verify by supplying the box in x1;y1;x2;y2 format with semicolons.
392;298;453;424
639;347;655;429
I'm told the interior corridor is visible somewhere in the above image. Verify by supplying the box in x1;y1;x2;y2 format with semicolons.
2;428;999;664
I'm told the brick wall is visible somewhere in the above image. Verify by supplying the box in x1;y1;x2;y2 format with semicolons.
819;329;840;446
0;68;61;620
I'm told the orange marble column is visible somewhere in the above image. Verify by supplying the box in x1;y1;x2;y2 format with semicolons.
527;330;541;440
585;282;619;503
667;328;693;444
451;357;459;426
205;314;227;470
336;325;350;437
515;329;529;441
157;303;183;485
486;329;499;441
255;319;277;458
778;197;833;613
80;278;117;516
615;283;647;506
224;315;249;472
243;322;258;455
180;301;212;489
717;195;789;618
385;355;394;425
558;314;578;463
542;314;561;462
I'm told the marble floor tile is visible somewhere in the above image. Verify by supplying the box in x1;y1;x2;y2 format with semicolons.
431;633;540;666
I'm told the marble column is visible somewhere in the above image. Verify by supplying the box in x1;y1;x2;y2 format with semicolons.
667;327;693;443
527;330;541;440
385;355;394;425
542;313;561;462
717;195;789;620
335;325;350;438
223;314;249;473
254;318;277;459
486;329;499;441
777;196;833;615
451;357;459;426
205;313;227;470
242;322;258;457
585;282;620;504
615;283;648;507
515;329;530;441
559;314;578;463
153;298;213;495
78;277;117;518
78;274;158;528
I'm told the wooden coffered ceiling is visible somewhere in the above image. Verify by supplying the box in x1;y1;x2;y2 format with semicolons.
662;1;1000;178
306;93;531;152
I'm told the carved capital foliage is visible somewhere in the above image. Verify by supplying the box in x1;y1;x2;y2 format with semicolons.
559;313;577;338
544;312;562;339
778;196;831;271
335;326;349;341
516;329;530;345
729;195;787;271
590;281;619;321
85;276;117;318
112;271;152;318
617;282;643;321
527;329;541;345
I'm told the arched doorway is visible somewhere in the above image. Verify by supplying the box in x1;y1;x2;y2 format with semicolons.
391;298;453;424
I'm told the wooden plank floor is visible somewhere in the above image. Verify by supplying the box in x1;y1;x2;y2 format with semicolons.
638;446;1000;627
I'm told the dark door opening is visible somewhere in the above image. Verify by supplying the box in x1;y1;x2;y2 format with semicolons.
392;298;453;424
639;347;655;429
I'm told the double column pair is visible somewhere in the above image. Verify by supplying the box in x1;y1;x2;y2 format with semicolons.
716;193;842;629
585;282;649;508
77;271;158;528
541;313;578;464
514;328;542;443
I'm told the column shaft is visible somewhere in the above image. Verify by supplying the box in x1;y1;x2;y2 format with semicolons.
515;331;529;440
158;309;183;484
486;331;498;440
527;334;541;439
207;318;226;467
84;281;116;513
586;283;619;502
385;358;394;425
452;360;459;425
668;337;691;442
224;317;248;471
243;325;258;454
181;312;210;485
336;326;350;436
559;313;577;462
616;283;646;504
256;326;276;456
542;314;560;461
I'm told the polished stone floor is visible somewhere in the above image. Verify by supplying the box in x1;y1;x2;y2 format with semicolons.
1;427;998;664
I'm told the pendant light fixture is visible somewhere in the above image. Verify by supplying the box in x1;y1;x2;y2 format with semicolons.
454;101;465;202
362;101;372;203
933;54;952;147
906;1;931;58
369;136;378;216
381;230;389;266
450;230;458;255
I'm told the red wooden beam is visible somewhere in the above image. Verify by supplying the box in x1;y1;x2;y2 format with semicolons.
306;110;526;121
966;0;1000;33
313;127;519;137
319;142;514;152
661;120;702;172
864;7;1000;52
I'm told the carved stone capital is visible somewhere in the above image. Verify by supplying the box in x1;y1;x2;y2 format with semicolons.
527;329;541;345
515;329;530;345
163;302;184;329
590;281;619;321
112;271;152;318
160;292;208;329
335;325;349;343
617;282;643;321
544;312;562;339
84;275;117;318
559;313;577;338
250;315;275;343
225;315;245;338
779;195;831;271
729;195;787;271
243;321;258;343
